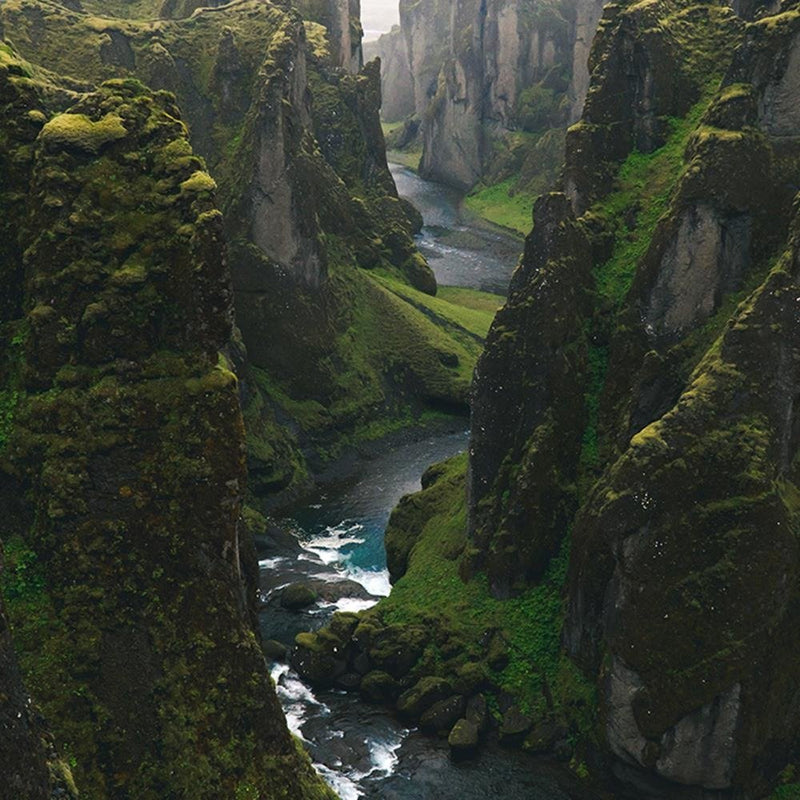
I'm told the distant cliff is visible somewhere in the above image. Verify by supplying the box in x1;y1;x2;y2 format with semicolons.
370;0;606;192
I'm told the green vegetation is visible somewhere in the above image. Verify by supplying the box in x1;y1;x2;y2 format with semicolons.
381;120;405;136
374;272;502;339
251;251;497;466
588;99;711;307
387;147;422;171
578;341;608;483
376;456;595;730
465;178;535;235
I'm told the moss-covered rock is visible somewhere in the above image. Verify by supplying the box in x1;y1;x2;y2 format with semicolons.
0;64;335;800
448;718;480;758
281;582;319;609
396;676;453;721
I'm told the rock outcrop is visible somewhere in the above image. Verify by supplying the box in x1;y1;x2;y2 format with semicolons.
462;0;800;793
0;44;335;799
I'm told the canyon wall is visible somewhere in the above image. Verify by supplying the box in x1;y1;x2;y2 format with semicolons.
0;42;336;799
371;0;607;191
468;0;800;793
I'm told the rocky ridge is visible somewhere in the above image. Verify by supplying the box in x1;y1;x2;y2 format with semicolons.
296;0;800;796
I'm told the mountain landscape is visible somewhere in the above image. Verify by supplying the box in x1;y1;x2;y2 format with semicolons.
1;0;799;797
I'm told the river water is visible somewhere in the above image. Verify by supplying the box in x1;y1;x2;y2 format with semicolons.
258;170;593;799
390;163;522;295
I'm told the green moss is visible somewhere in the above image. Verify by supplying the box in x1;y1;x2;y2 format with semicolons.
589;98;711;307
578;341;608;483
376;455;596;729
40;112;127;154
387;147;422;172
180;170;217;194
464;178;536;235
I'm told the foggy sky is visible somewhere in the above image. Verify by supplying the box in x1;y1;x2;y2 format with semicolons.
361;0;399;40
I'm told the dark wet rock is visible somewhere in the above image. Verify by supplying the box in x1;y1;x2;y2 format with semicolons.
352;651;371;675
291;632;348;688
280;583;319;610
420;695;467;735
335;672;363;691
466;693;490;733
397;677;453;722
263;639;288;662
500;707;534;744
525;721;569;754
448;718;480;759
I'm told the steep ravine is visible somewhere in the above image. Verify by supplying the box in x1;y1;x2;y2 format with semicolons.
292;0;800;797
262;170;595;799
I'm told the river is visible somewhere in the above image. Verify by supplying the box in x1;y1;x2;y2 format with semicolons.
257;169;593;799
390;163;523;295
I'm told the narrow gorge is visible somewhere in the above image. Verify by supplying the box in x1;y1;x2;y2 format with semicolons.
2;0;800;798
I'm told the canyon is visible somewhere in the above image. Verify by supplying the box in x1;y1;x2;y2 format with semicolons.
1;0;800;797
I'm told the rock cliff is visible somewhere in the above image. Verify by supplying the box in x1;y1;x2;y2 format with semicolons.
0;0;488;511
0;42;335;800
467;0;800;793
371;0;607;192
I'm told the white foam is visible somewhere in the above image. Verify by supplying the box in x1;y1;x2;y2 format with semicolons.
302;522;366;566
349;733;404;781
270;664;329;740
335;597;379;613
368;737;402;777
314;764;363;800
348;568;391;597
258;557;287;569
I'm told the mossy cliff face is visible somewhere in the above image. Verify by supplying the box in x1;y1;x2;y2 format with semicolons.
456;0;800;793
0;0;489;509
0;57;335;799
296;0;363;71
467;193;592;597
0;568;78;800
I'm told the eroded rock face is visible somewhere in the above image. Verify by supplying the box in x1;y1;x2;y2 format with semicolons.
467;192;592;595
371;0;607;189
464;0;800;794
643;204;751;339
0;57;334;799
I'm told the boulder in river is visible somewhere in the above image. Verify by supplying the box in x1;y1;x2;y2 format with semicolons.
360;670;401;703
397;677;453;722
499;706;534;744
466;693;490;733
291;632;347;688
280;583;319;610
263;639;288;662
420;695;467;735
448;719;480;759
